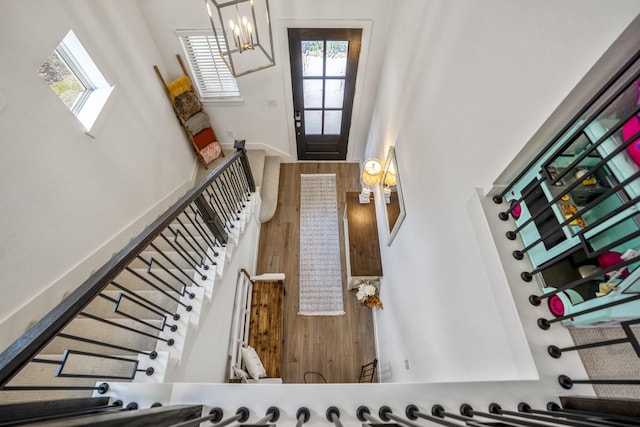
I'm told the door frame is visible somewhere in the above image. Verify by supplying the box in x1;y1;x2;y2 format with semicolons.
278;20;373;162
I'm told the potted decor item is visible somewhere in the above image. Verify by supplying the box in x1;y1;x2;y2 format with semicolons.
356;281;383;309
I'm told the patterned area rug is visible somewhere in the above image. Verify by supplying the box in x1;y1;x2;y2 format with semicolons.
298;173;345;316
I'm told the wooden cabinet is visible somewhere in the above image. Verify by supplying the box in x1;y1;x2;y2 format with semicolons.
343;192;383;289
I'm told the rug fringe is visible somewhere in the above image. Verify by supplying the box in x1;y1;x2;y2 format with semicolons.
298;311;346;316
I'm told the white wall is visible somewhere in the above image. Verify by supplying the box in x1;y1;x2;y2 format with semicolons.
366;0;640;383
0;0;197;350
138;0;392;163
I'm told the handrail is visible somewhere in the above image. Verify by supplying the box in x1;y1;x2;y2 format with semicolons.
0;144;254;387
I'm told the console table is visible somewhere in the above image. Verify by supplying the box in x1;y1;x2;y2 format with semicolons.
343;192;383;290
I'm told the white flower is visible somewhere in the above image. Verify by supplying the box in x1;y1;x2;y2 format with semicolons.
356;289;365;301
364;284;377;296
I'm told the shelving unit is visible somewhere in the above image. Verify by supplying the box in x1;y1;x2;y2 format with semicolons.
154;55;224;168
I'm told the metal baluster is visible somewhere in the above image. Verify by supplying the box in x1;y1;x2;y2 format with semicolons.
231;164;249;207
31;350;153;380
537;292;640;330
78;312;175;346
206;186;235;231
493;54;640;202
214;176;240;221
326;406;344;427
150;242;206;283
356;406;389;425
155;233;208;275
498;99;640;224
1;400;125;425
404;405;466;427
508;128;640;246
172;223;216;265
559;374;640;389
506;146;640;251
510;168;640;260
520;194;640;282
487;403;604;427
0;382;109;393
140;256;197;298
377;406;428;426
234;139;256;192
528;255;640;306
211;178;233;222
98;293;178;332
498;177;545;221
458;403;562;427
524;402;640;427
547;318;640;358
186;205;218;248
232;158;252;200
124;267;193;312
56;332;158;359
110;280;181;321
578;227;640;260
295;407;310;427
251;406;280;426
430;405;482;426
548;105;640;189
169;407;249;427
223;167;244;211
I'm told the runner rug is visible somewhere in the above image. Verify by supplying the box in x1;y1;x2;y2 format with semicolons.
298;173;345;315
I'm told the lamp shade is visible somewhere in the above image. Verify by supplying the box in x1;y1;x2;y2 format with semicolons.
361;158;383;187
383;171;396;187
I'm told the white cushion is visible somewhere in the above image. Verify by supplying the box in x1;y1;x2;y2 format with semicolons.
241;346;267;379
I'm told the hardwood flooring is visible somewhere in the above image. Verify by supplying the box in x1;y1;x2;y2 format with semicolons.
256;163;378;383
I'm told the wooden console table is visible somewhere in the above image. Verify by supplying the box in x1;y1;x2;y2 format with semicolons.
343;192;383;290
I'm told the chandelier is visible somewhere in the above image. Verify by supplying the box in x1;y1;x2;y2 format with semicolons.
205;0;276;77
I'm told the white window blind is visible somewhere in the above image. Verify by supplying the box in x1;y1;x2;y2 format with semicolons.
177;30;240;98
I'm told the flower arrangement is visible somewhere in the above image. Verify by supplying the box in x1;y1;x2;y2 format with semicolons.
356;281;383;309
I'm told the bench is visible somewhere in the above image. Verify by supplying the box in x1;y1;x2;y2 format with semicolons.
229;269;285;383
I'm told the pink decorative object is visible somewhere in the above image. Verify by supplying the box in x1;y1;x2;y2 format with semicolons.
622;115;640;167
597;251;630;280
509;200;521;219
200;141;222;164
548;295;565;317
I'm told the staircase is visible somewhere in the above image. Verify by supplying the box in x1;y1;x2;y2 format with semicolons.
0;145;270;406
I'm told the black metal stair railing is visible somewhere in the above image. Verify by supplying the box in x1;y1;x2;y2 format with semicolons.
114;403;638;427
0;142;255;401
491;46;640;397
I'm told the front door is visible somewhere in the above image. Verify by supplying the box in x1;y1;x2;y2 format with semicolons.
288;28;362;160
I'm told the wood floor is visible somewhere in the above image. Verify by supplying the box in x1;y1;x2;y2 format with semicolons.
256;163;378;383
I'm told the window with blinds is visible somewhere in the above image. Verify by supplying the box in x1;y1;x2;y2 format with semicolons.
177;30;240;99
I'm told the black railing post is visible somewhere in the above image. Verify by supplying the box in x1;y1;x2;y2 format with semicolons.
170;407;249;427
356;406;389;425
404;404;462;427
295;407;310;426
251;406;280;426
378;406;424;426
487;403;603;427
326;406;344;427
194;195;228;245
234;139;256;192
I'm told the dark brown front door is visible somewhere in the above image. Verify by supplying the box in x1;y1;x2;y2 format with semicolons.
288;28;362;160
